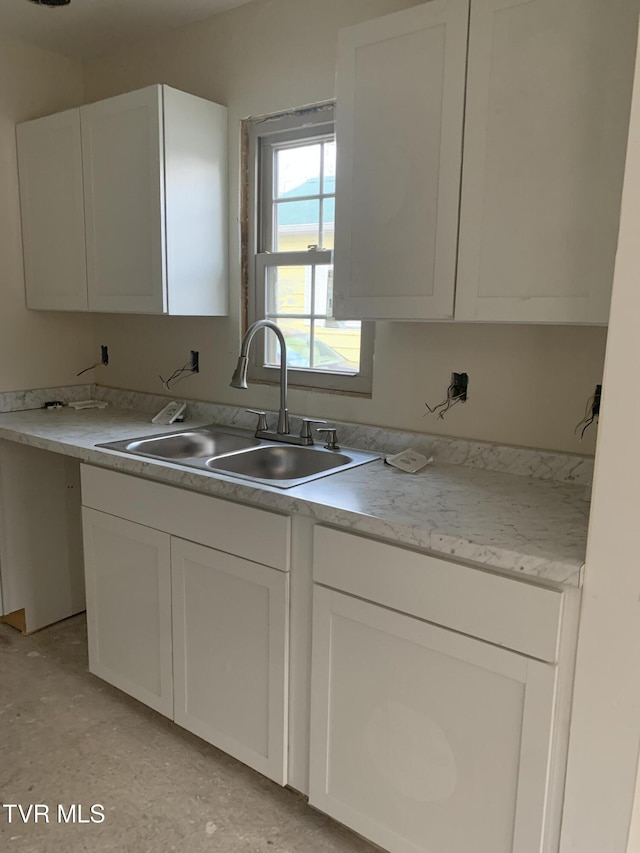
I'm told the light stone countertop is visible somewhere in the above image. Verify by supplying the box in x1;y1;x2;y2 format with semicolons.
0;406;590;587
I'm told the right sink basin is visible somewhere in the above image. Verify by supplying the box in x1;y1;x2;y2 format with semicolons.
205;444;372;488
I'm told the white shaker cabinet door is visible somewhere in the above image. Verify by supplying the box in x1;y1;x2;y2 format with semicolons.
16;109;88;311
309;587;557;853
333;0;468;320
81;508;174;717
81;86;166;314
171;538;289;785
456;0;637;323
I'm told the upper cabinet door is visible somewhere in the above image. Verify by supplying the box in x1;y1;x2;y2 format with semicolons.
82;86;166;314
162;87;229;317
17;109;88;311
456;0;638;323
333;1;469;321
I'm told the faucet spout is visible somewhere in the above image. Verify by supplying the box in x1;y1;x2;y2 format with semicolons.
230;320;289;434
230;356;249;389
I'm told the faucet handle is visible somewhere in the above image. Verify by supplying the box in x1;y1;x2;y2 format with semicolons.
246;409;268;432
300;418;326;440
317;427;340;450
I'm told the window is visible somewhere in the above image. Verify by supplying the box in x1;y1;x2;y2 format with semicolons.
244;105;374;395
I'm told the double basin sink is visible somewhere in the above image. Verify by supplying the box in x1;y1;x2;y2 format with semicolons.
99;425;379;489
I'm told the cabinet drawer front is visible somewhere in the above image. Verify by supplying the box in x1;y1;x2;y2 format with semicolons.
313;526;562;661
81;465;290;571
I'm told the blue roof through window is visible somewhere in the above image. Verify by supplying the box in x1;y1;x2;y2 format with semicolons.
277;176;335;227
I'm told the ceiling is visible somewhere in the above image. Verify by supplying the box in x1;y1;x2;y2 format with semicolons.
2;0;255;59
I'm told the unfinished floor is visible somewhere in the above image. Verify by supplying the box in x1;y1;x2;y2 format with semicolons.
0;615;378;853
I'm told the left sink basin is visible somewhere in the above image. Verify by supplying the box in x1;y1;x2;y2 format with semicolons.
98;426;261;461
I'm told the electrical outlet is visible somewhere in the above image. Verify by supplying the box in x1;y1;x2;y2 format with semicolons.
101;345;109;366
592;384;602;417
190;350;199;373
451;372;468;401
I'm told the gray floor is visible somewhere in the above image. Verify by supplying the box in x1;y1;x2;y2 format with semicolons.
0;615;378;853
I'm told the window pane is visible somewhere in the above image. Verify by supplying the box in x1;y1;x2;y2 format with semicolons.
266;265;310;316
323;140;336;194
261;261;360;373
314;320;361;372
276;144;321;199
274;199;320;251
263;320;310;369
263;318;361;374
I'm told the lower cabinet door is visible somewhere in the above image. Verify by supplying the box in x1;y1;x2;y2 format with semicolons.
309;586;557;853
81;507;173;717
171;537;289;785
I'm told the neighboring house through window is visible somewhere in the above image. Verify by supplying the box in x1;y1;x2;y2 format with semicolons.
244;104;374;395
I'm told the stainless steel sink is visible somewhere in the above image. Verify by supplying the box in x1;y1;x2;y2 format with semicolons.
205;444;376;488
98;425;379;488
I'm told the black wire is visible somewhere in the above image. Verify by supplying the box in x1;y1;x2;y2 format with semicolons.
575;394;596;437
159;361;196;391
580;417;595;441
77;362;100;376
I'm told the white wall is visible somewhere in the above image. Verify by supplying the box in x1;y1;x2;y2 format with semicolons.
560;18;640;852
0;39;95;392
81;0;619;454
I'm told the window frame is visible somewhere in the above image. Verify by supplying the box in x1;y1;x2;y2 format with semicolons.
244;104;374;396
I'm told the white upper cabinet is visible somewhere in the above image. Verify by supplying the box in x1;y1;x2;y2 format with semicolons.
333;0;637;323
82;86;166;314
333;0;469;321
456;0;637;323
17;85;228;316
17;109;88;311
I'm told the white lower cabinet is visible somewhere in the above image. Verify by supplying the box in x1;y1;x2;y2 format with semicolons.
80;465;290;785
309;526;568;853
82;508;174;718
80;465;574;843
310;587;556;853
171;538;289;783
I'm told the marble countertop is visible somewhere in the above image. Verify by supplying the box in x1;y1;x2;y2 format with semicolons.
0;406;589;587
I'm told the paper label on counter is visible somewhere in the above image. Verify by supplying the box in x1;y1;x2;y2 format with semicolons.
385;449;433;473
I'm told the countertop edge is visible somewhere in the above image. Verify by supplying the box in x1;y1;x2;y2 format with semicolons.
0;419;584;588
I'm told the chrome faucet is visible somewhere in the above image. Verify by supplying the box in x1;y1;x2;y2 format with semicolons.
230;319;327;445
230;319;290;433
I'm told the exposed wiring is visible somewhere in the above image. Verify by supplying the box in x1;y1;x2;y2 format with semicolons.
425;382;463;420
76;361;102;377
159;360;197;392
77;346;109;377
574;395;595;440
575;385;602;441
